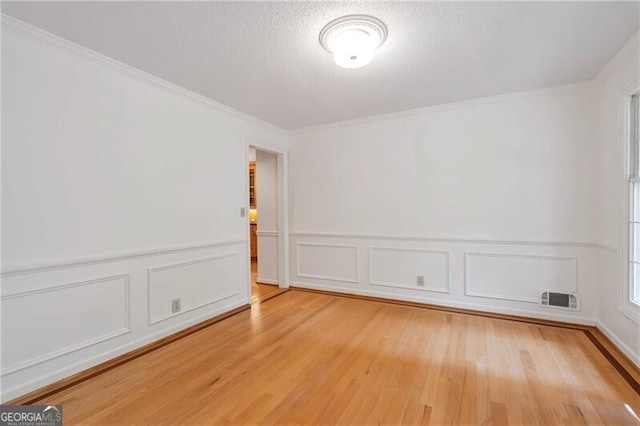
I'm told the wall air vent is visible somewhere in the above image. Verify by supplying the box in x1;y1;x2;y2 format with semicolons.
540;291;578;310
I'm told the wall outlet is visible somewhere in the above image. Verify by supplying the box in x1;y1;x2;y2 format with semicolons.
417;275;425;287
171;298;181;313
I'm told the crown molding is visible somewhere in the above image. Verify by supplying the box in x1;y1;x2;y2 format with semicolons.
290;80;596;134
0;14;610;137
2;13;633;138
593;30;640;87
0;14;286;136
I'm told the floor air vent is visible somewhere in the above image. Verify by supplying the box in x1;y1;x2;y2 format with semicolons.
540;291;578;310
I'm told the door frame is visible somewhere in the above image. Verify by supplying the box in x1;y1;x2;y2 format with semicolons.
245;140;290;300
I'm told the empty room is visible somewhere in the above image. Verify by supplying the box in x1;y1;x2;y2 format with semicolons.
2;1;640;425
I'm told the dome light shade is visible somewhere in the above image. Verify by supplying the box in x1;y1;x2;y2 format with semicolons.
319;15;387;69
330;29;375;68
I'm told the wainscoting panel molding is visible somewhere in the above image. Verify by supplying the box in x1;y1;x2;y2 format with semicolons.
255;230;278;237
1;239;247;277
296;243;359;283
147;253;240;324
290;231;599;248
464;252;578;303
1;274;131;375
369;246;450;293
2;239;249;402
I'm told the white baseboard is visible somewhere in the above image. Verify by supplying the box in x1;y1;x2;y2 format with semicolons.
596;321;640;370
256;277;279;285
291;281;598;326
1;299;248;402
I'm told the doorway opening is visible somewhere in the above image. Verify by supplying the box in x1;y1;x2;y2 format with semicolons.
247;144;289;303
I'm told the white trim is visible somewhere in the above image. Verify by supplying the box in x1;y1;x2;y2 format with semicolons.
596;320;640;370
618;301;640;325
1;13;626;138
368;246;450;294
147;253;236;274
246;141;290;290
463;252;578;304
464;292;538;304
0;15;285;135
1;239;246;277
1;328;131;378
1;273;130;300
246;142;253;300
256;230;278;237
617;79;640;325
598;244;619;254
1;274;131;376
147;253;239;325
291;81;594;134
291;281;597;326
0;298;247;402
296;242;360;284
277;147;290;289
290;231;599;249
255;278;279;285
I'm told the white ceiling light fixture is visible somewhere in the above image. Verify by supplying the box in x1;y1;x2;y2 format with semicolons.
319;15;388;69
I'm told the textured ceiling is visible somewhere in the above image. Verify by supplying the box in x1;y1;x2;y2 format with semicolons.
3;1;639;130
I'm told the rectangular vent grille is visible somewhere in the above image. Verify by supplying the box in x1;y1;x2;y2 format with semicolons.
540;291;578;310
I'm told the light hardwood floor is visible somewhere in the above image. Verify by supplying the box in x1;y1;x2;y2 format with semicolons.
33;290;640;425
250;259;283;303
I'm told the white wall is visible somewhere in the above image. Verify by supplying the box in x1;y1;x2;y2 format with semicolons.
0;19;287;401
289;83;601;325
596;32;640;366
3;15;639;403
255;150;278;284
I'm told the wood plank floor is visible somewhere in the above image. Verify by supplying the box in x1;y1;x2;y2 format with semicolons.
250;259;283;303
33;290;640;425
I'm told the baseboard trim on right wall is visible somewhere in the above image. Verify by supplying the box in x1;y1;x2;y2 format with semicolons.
255;277;279;285
596;321;640;370
585;327;640;395
291;281;597;326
